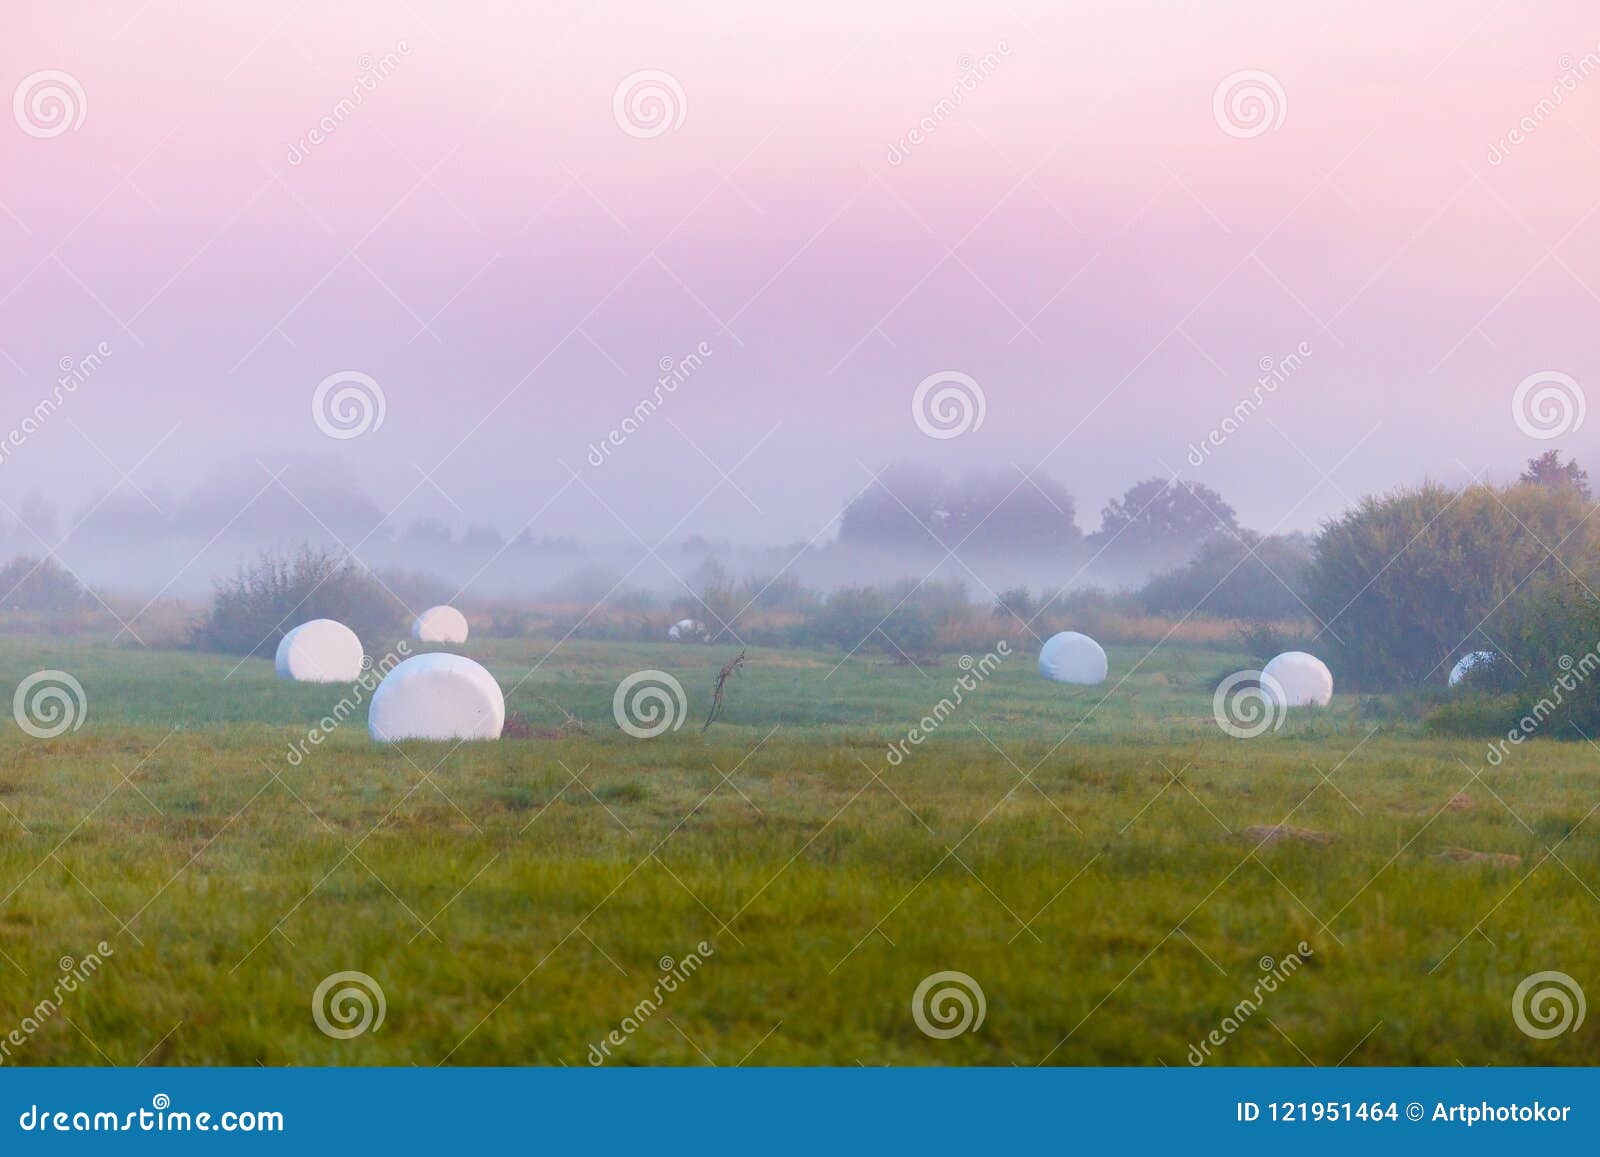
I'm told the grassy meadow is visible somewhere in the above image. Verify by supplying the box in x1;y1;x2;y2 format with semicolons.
0;634;1597;1066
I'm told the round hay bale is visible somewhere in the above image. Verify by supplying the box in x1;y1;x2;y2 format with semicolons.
1449;651;1496;686
668;618;706;641
1038;631;1108;685
275;619;364;683
1261;651;1333;706
413;604;469;645
368;653;505;742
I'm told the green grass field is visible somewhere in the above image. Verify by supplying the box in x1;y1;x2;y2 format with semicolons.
1;635;1596;1067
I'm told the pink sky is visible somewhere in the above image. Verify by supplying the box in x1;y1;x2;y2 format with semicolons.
4;0;1600;546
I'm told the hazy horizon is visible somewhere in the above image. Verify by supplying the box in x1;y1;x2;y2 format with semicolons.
6;1;1600;581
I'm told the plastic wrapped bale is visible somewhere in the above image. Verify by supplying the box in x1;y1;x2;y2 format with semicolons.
369;653;505;742
668;619;706;641
1261;651;1333;706
1449;651;1496;687
275;619;365;683
413;605;469;645
1038;631;1108;685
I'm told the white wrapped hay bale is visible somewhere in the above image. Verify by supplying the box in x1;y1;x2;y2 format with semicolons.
275;619;365;683
668;619;706;641
369;653;505;742
1261;651;1333;706
413;605;469;645
1038;631;1108;685
1449;651;1496;686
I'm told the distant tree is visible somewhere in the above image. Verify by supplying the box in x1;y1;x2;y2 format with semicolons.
939;469;1080;550
461;524;505;552
16;493;58;543
838;464;1079;551
1097;477;1238;550
1519;450;1590;499
1137;531;1312;620
0;556;92;613
399;517;454;548
685;558;739;639
837;464;944;548
993;586;1036;620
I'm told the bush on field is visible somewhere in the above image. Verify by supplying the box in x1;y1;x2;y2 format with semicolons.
373;567;458;614
1235;620;1315;665
1423;693;1527;737
0;555;93;613
192;547;407;657
1306;482;1599;687
799;583;940;658
1471;574;1600;734
1137;532;1312;620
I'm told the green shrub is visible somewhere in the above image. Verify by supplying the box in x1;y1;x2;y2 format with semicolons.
1138;532;1312;620
192;546;406;657
1424;694;1525;737
1306;482;1599;687
0;555;93;613
796;585;938;657
1483;574;1600;734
